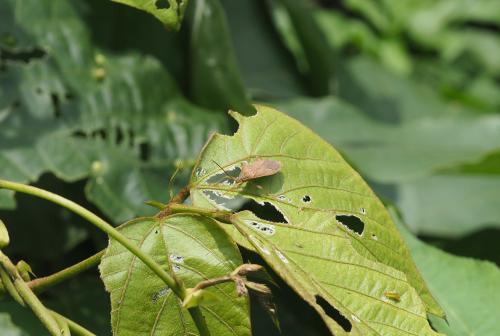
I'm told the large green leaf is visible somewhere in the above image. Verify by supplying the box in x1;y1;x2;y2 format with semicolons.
189;105;443;335
276;95;500;184
188;0;253;115
109;0;189;30
397;174;500;237
219;0;306;100
275;94;500;236
99;214;250;336
0;0;227;222
396;210;500;336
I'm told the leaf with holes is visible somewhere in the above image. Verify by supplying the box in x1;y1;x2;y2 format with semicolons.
189;105;445;335
99;214;250;336
110;0;189;30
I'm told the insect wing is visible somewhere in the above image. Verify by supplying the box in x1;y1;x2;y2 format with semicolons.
239;159;281;182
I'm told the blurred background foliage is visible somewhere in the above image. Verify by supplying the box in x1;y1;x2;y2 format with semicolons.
0;0;499;334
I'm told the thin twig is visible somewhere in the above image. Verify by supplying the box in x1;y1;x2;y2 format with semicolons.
0;179;211;336
50;310;96;336
0;251;61;336
29;250;105;294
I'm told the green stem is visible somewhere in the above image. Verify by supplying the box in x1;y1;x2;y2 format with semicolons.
52;312;70;336
15;278;62;335
0;179;211;336
29;250;105;294
50;310;96;336
0;266;24;305
188;308;211;336
0;180;180;295
167;203;231;222
0;252;61;335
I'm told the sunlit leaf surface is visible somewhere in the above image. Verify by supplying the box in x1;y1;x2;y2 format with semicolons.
190;105;443;335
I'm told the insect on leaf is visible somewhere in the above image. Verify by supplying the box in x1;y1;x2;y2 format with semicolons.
237;159;282;183
189;105;445;335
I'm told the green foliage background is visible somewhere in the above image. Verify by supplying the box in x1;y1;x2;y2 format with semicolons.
1;0;499;334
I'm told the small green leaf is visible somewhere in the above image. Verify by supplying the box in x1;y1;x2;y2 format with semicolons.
0;220;9;248
190;105;444;335
99;214;250;336
16;261;35;282
110;0;189;30
182;288;218;309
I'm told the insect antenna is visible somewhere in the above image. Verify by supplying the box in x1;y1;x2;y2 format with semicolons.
211;160;238;182
168;162;183;200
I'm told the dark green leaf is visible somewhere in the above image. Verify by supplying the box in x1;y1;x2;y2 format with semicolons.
189;0;253;114
396;209;500;336
0;0;227;223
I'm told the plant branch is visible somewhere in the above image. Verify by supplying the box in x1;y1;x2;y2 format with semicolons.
170;185;190;204
0;180;181;295
0;251;61;336
52;312;70;336
0;179;211;336
161;203;232;222
0;265;24;305
50;310;96;336
29;250;105;294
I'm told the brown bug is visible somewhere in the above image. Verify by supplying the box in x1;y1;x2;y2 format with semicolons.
237;159;282;183
212;159;282;186
383;291;401;302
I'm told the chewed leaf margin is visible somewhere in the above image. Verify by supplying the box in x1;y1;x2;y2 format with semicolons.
188;104;446;334
111;0;189;30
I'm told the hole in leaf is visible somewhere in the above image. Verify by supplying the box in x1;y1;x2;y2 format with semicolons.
315;295;352;332
155;0;170;9
240;200;288;224
169;254;184;263
336;215;364;235
139;142;151;161
302;195;311;203
115;126;125;145
90;128;107;140
203;190;244;211
51;93;61;118
206;165;240;184
245;220;276;235
0;47;46;63
151;287;170;303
